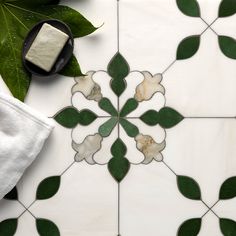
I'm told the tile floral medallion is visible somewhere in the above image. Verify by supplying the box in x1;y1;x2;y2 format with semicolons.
2;0;236;235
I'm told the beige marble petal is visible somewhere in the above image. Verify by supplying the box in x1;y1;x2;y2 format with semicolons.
72;133;103;165
135;134;166;164
72;71;102;102
134;72;165;102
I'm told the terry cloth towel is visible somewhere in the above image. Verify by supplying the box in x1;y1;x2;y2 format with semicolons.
0;88;54;199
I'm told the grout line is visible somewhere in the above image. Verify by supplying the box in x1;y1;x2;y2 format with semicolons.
60;161;76;176
162;160;177;176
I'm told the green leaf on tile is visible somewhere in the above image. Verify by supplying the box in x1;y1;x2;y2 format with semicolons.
219;177;236;200
119;118;139;137
36;218;60;236
120;98;138;117
218;36;236;59
177;35;200;60
220;218;236;236
177;175;201;200
60;55;83;77
219;0;236;17
36;176;61;200
4;187;18;200
140;110;159;126
158;107;184;129
178;218;202;236
99;97;118;116
99;117;118;137
108;138;130;182
176;0;201;17
0;0;96;101
108;52;129;97
54;107;97;128
0;219;17;236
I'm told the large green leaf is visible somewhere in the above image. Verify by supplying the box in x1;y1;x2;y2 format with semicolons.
36;176;61;200
0;219;17;236
54;107;97;128
176;0;201;17
219;177;236;200
108;138;130;182
219;0;236;17
4;187;18;200
0;0;96;101
220;218;236;236
178;218;202;236
218;35;236;59
177;35;200;60
60;54;83;77
108;52;129;97
177;175;201;200
36;218;60;236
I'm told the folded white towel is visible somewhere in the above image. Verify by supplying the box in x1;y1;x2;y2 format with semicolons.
0;90;54;199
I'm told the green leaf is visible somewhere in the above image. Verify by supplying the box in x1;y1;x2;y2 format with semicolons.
60;55;83;77
108;52;129;96
219;0;236;17
177;175;201;200
119;118;139;137
178;218;202;236
218;36;236;59
99;97;118;116
158;107;184;128
220;218;236;236
54;107;97;128
0;1;96;101
177;35;200;60
140;110;159;126
36;218;60;236
176;0;201;17
36;176;61;200
219;177;236;200
98;117;118;137
0;219;17;236
4;187;18;200
120;98;138;117
108;138;130;182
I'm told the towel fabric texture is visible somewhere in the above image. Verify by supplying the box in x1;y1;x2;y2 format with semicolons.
0;89;54;199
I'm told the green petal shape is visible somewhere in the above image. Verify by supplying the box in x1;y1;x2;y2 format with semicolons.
219;0;236;17
36;176;61;200
108;52;129;96
0;1;96;101
220;218;236;236
177;175;201;200
120;98;138;117
108;138;130;182
119;118;139;137
54;107;97;128
4;187;18;200
219;36;236;59
60;55;83;77
177;35;200;60
219;177;236;200
99;117;118;137
111;138;127;157
140;110;159;126
0;219;17;236
178;218;202;236
176;0;201;17
158;107;184;128
36;218;60;236
99;97;118;116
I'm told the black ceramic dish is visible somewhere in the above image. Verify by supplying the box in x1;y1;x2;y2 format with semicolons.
22;19;74;77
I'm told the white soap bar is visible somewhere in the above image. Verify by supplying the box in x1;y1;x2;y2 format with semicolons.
25;23;69;72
